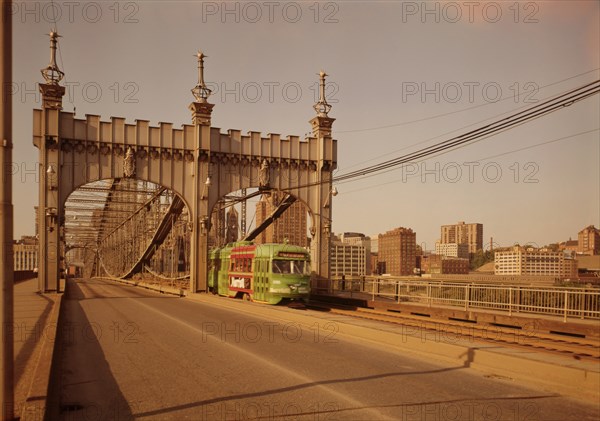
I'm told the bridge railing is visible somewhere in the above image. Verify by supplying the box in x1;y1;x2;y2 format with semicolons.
324;276;600;322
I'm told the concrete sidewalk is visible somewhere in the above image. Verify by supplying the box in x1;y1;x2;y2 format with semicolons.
13;277;63;421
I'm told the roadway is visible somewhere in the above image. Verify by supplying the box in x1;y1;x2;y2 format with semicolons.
50;277;599;420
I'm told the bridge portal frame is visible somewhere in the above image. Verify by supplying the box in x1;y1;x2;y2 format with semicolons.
33;36;337;293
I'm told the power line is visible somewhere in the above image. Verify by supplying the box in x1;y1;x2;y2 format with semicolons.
333;80;600;184
336;68;600;134
277;79;599;192
340;72;600;173
340;128;599;195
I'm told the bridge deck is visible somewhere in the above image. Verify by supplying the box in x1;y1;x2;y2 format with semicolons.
28;278;599;420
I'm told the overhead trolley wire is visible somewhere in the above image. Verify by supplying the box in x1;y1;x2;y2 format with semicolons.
332;80;599;184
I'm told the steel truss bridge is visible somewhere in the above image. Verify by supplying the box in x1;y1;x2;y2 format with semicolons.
64;179;296;284
64;179;190;280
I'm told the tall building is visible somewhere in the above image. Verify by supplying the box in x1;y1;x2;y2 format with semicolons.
368;235;379;274
378;227;416;276
494;246;578;278
330;234;368;277
255;192;308;247
225;207;239;244
368;236;379;253
578;225;600;255
440;221;483;254
209;205;226;248
435;242;469;259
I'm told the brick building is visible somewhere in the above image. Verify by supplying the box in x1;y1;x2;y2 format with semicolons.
421;254;469;274
255;192;308;247
378;227;416;276
578;225;600;255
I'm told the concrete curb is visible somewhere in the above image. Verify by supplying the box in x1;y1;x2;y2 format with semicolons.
107;277;187;297
185;293;600;403
19;292;63;421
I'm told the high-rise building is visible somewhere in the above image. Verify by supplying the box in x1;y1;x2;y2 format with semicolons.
209;205;226;248
225;207;239;244
255;192;308;247
378;227;416;276
368;236;379;253
578;225;600;255
440;221;483;254
494;246;578;278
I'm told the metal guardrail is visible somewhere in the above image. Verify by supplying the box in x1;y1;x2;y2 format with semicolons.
315;276;600;322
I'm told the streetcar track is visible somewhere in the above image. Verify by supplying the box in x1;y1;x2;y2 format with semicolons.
305;301;600;361
95;276;600;361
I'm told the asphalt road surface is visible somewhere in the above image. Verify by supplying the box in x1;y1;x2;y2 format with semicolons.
49;278;599;420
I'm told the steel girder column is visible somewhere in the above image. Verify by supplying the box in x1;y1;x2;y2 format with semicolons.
188;51;214;293
309;71;336;292
36;31;66;292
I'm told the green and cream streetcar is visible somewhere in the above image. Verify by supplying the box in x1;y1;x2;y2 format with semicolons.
208;241;311;304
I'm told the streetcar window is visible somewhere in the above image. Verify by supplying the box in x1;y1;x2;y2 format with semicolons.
230;258;253;272
272;259;310;275
272;260;290;274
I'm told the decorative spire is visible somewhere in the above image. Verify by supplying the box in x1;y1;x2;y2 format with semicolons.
40;30;64;85
191;50;212;103
313;70;332;117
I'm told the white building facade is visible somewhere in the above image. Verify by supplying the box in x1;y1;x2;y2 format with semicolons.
14;241;38;271
331;234;368;277
494;246;578;278
435;242;470;259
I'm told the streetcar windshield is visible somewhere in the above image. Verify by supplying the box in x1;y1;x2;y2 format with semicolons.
272;259;310;275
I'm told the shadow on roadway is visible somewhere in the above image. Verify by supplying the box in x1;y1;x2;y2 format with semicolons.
134;362;558;419
46;278;134;420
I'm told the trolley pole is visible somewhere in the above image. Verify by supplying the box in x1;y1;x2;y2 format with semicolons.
0;1;15;420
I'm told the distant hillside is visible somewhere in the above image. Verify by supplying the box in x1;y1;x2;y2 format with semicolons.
474;261;495;273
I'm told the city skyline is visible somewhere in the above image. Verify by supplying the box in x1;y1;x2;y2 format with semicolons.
10;1;599;250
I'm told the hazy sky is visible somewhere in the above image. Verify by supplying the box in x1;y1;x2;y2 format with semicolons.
10;0;600;250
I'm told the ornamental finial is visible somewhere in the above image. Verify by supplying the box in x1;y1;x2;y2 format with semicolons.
313;70;332;117
191;50;212;103
41;30;65;85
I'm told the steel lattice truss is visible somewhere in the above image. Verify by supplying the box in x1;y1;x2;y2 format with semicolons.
64;179;190;280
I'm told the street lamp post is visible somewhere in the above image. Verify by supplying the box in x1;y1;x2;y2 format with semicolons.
0;2;15;419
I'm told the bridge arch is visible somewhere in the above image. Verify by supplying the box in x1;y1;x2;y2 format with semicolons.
63;178;191;281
